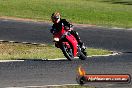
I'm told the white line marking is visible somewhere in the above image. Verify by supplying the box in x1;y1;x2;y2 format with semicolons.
0;60;24;62
0;52;120;62
127;28;132;30
112;27;124;30
6;84;79;88
52;52;120;60
22;42;30;44
0;40;5;42
9;41;15;43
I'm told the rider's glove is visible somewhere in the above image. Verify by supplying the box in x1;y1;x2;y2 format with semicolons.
65;24;73;31
65;26;70;30
50;28;56;34
50;29;53;33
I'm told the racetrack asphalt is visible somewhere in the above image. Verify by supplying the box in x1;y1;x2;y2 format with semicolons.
0;19;132;88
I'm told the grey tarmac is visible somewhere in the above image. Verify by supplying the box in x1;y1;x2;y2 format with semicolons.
0;19;132;88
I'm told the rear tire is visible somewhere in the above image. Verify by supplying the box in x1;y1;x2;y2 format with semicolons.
61;43;74;61
78;47;87;60
79;52;87;60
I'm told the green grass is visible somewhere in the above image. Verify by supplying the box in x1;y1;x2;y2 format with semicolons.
0;42;112;60
0;0;132;28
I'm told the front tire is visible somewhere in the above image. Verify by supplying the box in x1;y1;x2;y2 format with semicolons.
61;43;74;61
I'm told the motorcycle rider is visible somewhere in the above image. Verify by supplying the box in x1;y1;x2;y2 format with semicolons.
50;12;86;52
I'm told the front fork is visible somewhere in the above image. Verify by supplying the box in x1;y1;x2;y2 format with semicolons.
54;42;60;48
54;41;71;49
77;45;81;56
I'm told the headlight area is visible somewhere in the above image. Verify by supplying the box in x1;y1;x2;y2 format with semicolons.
54;37;59;42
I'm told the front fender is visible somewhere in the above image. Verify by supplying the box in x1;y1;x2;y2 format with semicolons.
65;35;78;57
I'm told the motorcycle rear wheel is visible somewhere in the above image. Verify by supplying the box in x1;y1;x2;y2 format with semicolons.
78;48;87;60
79;52;87;60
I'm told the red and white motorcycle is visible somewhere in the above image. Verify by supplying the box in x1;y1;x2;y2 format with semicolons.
52;26;87;61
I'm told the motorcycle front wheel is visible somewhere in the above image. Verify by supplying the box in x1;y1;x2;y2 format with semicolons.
61;43;74;61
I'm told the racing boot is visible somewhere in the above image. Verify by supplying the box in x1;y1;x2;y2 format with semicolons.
78;40;86;50
70;30;87;55
78;40;87;56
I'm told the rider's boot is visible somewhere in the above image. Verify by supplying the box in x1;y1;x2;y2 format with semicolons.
70;30;87;55
78;40;86;51
78;40;87;56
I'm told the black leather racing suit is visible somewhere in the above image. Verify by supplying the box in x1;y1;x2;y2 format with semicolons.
50;19;82;44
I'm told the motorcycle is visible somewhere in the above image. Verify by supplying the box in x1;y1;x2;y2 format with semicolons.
52;26;87;61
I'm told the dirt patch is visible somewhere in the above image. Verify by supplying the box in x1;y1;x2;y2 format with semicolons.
0;16;50;24
0;16;96;28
